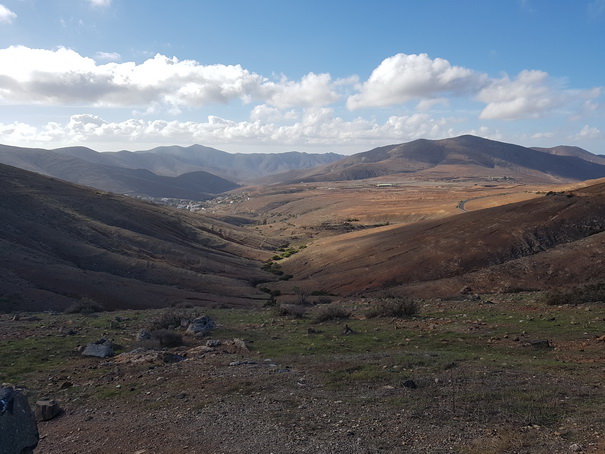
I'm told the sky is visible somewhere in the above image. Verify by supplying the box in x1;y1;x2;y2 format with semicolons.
0;0;603;155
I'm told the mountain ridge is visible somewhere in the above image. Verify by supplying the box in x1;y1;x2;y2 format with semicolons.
51;143;344;181
258;135;605;184
0;144;240;200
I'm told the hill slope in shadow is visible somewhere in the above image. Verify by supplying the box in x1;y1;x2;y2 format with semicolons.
0;164;277;312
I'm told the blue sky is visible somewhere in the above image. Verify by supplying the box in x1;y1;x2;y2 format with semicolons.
0;0;603;154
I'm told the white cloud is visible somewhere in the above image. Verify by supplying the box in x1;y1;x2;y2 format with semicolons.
347;53;484;110
477;70;565;120
0;111;455;151
95;51;121;62
88;0;112;7
0;46;347;110
574;124;601;140
0;46;267;107
0;47;601;153
249;104;298;123
416;97;448;111
0;4;16;23
261;73;340;108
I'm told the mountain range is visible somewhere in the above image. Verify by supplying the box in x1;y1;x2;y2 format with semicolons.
2;136;605;202
0;143;343;199
259;135;605;184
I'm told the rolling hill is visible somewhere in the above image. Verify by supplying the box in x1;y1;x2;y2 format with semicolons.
0;144;239;200
0;163;279;312
261;135;605;184
273;178;605;298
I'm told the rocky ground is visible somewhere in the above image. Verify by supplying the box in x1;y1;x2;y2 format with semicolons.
2;295;605;454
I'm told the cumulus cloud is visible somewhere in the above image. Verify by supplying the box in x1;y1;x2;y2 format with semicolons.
0;4;16;23
574;125;601;140
261;73;340;108
347;53;484;110
0;46;268;107
0;111;455;150
0;46;347;110
477;70;566;120
0;46;601;153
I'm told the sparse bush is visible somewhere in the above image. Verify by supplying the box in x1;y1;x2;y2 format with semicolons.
313;304;352;323
262;261;284;275
292;286;310;305
311;290;333;296
314;296;333;305
149;307;202;330
366;297;419;318
275;304;307;319
151;329;184;348
64;297;105;315
501;286;539;294
543;290;575;306
543;281;605;305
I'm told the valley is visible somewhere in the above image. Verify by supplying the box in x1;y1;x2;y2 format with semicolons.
2;135;605;453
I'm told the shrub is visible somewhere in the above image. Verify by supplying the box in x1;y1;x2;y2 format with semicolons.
149;307;202;330
543;281;605;305
275;304;307;319
64;297;105;315
365;297;419;318
313;304;352;323
314;296;333;305
261;261;284;275
151;329;184;348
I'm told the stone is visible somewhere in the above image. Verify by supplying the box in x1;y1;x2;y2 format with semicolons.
34;399;62;421
460;286;473;295
82;338;114;358
135;329;152;341
157;352;185;363
185;316;215;336
402;380;417;389
0;387;39;454
528;339;552;349
231;338;250;354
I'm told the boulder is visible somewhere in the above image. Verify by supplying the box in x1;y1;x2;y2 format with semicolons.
82;338;114;358
528;339;552;349
185;316;215;336
224;338;250;355
0;387;39;454
34;399;62;421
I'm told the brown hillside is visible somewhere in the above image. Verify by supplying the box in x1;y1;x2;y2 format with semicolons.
265;135;605;184
0;164;278;312
273;179;605;296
